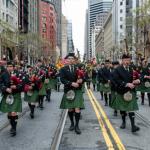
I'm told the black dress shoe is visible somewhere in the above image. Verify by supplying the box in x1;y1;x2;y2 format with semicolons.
114;112;117;116
69;124;74;131
132;126;140;133
10;129;16;137
75;126;81;134
120;123;126;129
30;113;34;119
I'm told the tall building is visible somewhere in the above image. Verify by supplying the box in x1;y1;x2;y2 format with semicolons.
47;0;62;53
39;0;57;60
18;0;28;33
112;0;139;60
67;21;74;52
61;15;68;58
88;0;113;59
0;0;18;59
28;0;39;33
28;0;40;64
84;10;89;60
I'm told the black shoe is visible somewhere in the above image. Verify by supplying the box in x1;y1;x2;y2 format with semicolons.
69;124;74;131
30;112;34;119
132;125;140;133
120;123;126;129
75;126;81;134
10;128;16;137
141;102;144;105
114;112;117;116
40;105;44;110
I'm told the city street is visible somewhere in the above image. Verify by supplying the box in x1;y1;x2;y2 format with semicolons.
0;88;150;150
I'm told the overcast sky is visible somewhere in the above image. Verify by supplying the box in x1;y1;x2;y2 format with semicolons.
62;0;88;57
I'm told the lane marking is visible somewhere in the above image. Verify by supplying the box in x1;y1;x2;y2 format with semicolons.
89;89;126;150
87;89;114;150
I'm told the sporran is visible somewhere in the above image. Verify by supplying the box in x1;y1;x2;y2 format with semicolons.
66;90;75;101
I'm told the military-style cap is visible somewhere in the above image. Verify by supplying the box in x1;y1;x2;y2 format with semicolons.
112;61;119;65
122;54;131;59
105;59;110;63
65;52;76;59
7;61;14;67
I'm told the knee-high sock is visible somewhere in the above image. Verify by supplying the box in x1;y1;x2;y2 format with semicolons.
75;112;81;127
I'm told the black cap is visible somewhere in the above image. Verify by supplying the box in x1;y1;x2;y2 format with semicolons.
65;52;76;59
105;59;110;63
122;54;131;59
7;61;14;66
112;61;119;65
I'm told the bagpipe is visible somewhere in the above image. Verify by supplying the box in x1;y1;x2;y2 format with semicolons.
10;73;23;93
24;69;42;94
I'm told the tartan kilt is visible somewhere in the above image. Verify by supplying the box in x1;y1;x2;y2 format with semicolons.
39;83;47;96
92;78;96;84
0;93;22;113
45;79;51;90
60;89;85;109
49;78;57;89
109;91;116;107
101;83;111;93
136;82;150;93
97;83;100;91
111;91;138;111
24;90;39;103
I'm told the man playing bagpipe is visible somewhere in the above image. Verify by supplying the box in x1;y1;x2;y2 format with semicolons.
99;60;111;106
111;54;140;133
110;61;120;116
60;52;85;134
0;61;24;136
97;63;105;100
136;59;150;106
92;66;97;91
24;65;42;118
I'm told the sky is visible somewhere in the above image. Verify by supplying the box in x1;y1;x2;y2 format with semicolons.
62;0;88;57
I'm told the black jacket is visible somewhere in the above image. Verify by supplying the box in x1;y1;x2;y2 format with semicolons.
60;65;83;93
98;67;111;84
113;65;134;94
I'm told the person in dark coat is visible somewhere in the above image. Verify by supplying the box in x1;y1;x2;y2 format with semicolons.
60;53;85;134
0;62;24;136
97;63;105;100
112;54;140;133
99;60;111;106
110;61;120;116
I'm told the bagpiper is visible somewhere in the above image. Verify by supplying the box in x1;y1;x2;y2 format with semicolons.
99;60;111;106
24;65;42;118
60;52;85;134
136;60;150;106
111;54;140;132
97;63;105;100
0;61;24;136
110;61;120;116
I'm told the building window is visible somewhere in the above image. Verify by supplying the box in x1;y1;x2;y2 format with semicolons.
120;9;123;13
120;1;123;5
120;25;123;29
126;0;129;5
6;0;9;8
120;17;123;21
2;13;4;19
6;14;8;22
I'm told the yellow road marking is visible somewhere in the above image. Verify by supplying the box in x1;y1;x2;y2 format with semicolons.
86;89;114;150
89;89;126;150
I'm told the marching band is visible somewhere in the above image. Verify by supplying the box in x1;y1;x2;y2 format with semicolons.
0;52;149;137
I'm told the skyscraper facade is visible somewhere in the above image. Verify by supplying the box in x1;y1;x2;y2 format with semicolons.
88;0;113;59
